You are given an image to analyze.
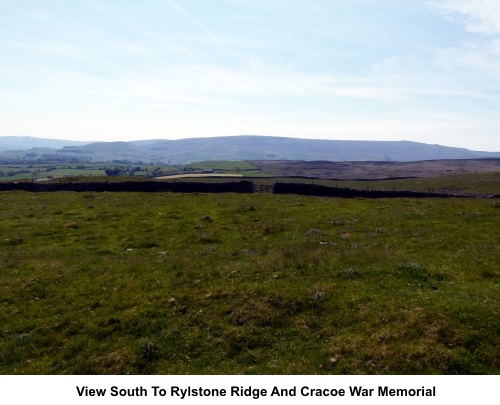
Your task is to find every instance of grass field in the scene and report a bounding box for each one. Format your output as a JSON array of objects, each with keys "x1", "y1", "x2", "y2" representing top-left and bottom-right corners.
[
  {"x1": 3, "y1": 160, "x2": 499, "y2": 198},
  {"x1": 0, "y1": 163, "x2": 162, "y2": 182},
  {"x1": 187, "y1": 161, "x2": 259, "y2": 172},
  {"x1": 325, "y1": 172, "x2": 500, "y2": 196},
  {"x1": 159, "y1": 172, "x2": 500, "y2": 196},
  {"x1": 250, "y1": 159, "x2": 500, "y2": 180},
  {"x1": 0, "y1": 161, "x2": 259, "y2": 182},
  {"x1": 0, "y1": 191, "x2": 498, "y2": 374}
]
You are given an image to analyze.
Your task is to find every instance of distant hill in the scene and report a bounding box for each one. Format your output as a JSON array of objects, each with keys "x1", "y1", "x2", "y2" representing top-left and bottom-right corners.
[
  {"x1": 61, "y1": 141, "x2": 140, "y2": 154},
  {"x1": 0, "y1": 136, "x2": 88, "y2": 151},
  {"x1": 130, "y1": 136, "x2": 500, "y2": 163},
  {"x1": 1, "y1": 135, "x2": 499, "y2": 163}
]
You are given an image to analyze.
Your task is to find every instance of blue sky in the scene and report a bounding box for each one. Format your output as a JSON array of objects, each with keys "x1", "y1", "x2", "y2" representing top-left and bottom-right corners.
[{"x1": 1, "y1": 0, "x2": 500, "y2": 151}]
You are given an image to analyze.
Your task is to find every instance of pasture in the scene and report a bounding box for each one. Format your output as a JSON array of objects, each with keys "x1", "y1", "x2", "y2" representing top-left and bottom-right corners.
[{"x1": 0, "y1": 190, "x2": 498, "y2": 374}]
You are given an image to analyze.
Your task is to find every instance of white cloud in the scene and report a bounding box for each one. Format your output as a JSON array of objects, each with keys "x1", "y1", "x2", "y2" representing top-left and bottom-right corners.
[
  {"x1": 433, "y1": 42, "x2": 500, "y2": 79},
  {"x1": 0, "y1": 40, "x2": 84, "y2": 58},
  {"x1": 162, "y1": 0, "x2": 250, "y2": 65},
  {"x1": 427, "y1": 0, "x2": 500, "y2": 35}
]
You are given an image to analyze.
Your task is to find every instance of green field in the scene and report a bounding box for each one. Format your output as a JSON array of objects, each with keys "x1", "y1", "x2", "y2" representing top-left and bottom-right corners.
[
  {"x1": 0, "y1": 191, "x2": 498, "y2": 374},
  {"x1": 0, "y1": 163, "x2": 109, "y2": 181},
  {"x1": 0, "y1": 161, "x2": 258, "y2": 182}
]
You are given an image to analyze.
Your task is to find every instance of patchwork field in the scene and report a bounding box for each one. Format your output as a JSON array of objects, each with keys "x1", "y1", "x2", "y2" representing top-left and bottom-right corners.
[
  {"x1": 250, "y1": 159, "x2": 500, "y2": 180},
  {"x1": 0, "y1": 191, "x2": 498, "y2": 374}
]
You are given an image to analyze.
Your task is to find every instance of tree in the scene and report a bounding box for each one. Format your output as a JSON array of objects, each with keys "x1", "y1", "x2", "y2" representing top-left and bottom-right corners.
[{"x1": 104, "y1": 167, "x2": 125, "y2": 176}]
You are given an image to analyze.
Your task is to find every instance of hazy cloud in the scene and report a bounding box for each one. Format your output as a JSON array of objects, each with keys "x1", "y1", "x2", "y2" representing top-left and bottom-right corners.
[
  {"x1": 0, "y1": 40, "x2": 84, "y2": 58},
  {"x1": 427, "y1": 0, "x2": 500, "y2": 35},
  {"x1": 162, "y1": 0, "x2": 250, "y2": 65}
]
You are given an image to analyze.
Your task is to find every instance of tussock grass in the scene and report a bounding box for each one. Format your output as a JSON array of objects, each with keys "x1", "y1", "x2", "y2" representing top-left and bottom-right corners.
[{"x1": 0, "y1": 191, "x2": 498, "y2": 374}]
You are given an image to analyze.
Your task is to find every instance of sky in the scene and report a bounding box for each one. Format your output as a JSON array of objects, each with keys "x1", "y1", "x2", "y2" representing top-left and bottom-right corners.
[{"x1": 1, "y1": 0, "x2": 500, "y2": 151}]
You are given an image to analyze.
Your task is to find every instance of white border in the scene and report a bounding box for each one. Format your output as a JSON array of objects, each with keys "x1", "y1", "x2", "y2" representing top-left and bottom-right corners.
[{"x1": 2, "y1": 375, "x2": 498, "y2": 404}]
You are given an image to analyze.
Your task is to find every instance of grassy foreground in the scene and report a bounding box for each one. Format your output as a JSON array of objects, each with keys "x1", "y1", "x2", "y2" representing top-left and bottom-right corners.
[{"x1": 0, "y1": 191, "x2": 498, "y2": 374}]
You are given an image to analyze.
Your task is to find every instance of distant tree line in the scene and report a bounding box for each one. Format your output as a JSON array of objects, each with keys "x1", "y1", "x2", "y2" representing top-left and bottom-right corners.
[
  {"x1": 0, "y1": 154, "x2": 89, "y2": 165},
  {"x1": 0, "y1": 168, "x2": 33, "y2": 177}
]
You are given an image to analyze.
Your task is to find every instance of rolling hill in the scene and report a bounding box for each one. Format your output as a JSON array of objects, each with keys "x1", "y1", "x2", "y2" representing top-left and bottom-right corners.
[
  {"x1": 1, "y1": 135, "x2": 499, "y2": 163},
  {"x1": 0, "y1": 136, "x2": 88, "y2": 151}
]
